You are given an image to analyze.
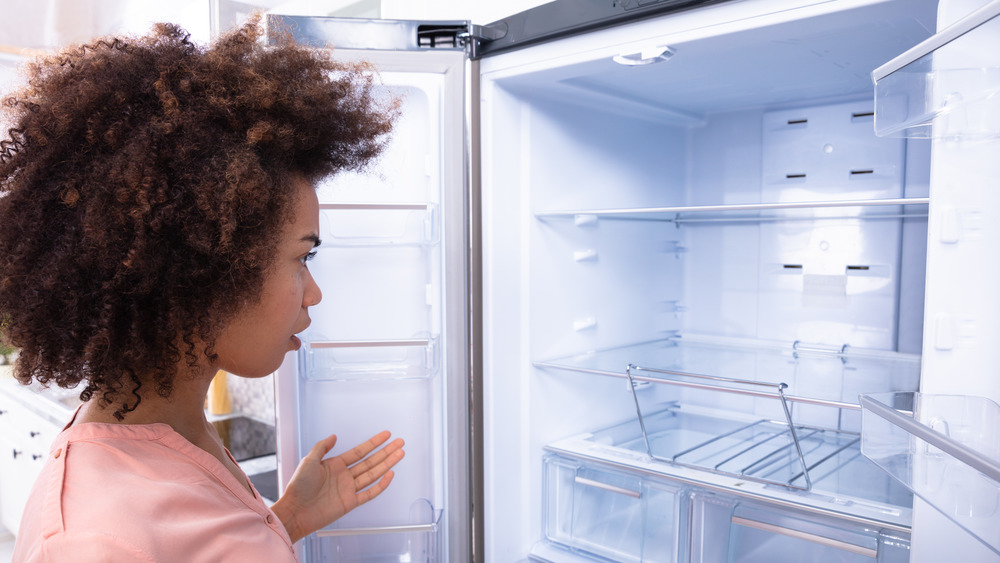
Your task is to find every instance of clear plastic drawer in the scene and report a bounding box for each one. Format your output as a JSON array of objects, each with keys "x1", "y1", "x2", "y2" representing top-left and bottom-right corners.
[
  {"x1": 690, "y1": 492, "x2": 910, "y2": 563},
  {"x1": 540, "y1": 454, "x2": 687, "y2": 562}
]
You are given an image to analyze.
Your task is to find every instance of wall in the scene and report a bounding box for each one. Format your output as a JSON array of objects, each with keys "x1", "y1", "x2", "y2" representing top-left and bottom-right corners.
[{"x1": 228, "y1": 374, "x2": 278, "y2": 423}]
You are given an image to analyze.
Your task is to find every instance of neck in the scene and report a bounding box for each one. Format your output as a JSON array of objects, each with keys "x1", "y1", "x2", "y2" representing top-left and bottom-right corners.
[{"x1": 77, "y1": 367, "x2": 217, "y2": 447}]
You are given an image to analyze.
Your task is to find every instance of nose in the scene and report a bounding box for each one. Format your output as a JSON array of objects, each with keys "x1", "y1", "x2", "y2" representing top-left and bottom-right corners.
[{"x1": 304, "y1": 266, "x2": 322, "y2": 307}]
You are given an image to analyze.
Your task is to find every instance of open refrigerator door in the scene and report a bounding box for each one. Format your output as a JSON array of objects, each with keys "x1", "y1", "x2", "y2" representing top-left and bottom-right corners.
[
  {"x1": 268, "y1": 17, "x2": 472, "y2": 563},
  {"x1": 867, "y1": 0, "x2": 1000, "y2": 561}
]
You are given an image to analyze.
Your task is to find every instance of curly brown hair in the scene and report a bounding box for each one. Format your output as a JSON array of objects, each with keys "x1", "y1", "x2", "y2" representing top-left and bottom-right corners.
[{"x1": 0, "y1": 17, "x2": 396, "y2": 419}]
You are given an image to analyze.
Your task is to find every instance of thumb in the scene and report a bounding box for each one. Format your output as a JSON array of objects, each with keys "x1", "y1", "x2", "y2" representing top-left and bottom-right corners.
[{"x1": 307, "y1": 434, "x2": 338, "y2": 461}]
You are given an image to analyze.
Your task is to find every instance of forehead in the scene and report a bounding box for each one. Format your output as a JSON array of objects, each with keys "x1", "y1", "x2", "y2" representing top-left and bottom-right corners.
[{"x1": 286, "y1": 176, "x2": 319, "y2": 229}]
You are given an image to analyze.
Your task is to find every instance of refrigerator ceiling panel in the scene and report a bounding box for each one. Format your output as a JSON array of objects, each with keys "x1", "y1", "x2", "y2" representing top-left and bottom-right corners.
[{"x1": 485, "y1": 0, "x2": 937, "y2": 119}]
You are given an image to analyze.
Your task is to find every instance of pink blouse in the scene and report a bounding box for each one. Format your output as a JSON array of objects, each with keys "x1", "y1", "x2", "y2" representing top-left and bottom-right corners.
[{"x1": 13, "y1": 418, "x2": 296, "y2": 562}]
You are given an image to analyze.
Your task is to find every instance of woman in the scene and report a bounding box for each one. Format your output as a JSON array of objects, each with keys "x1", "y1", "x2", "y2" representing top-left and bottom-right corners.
[{"x1": 0, "y1": 16, "x2": 403, "y2": 561}]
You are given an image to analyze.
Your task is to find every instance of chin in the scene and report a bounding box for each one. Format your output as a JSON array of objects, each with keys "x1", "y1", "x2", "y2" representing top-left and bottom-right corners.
[{"x1": 225, "y1": 360, "x2": 284, "y2": 379}]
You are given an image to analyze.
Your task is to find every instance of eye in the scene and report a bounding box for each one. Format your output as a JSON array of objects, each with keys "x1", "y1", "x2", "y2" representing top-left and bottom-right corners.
[{"x1": 300, "y1": 250, "x2": 318, "y2": 266}]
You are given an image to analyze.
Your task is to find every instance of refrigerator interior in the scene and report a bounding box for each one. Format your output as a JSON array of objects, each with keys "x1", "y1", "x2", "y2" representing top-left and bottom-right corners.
[{"x1": 478, "y1": 0, "x2": 939, "y2": 560}]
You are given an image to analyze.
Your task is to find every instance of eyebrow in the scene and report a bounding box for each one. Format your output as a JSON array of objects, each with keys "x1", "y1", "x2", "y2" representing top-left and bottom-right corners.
[{"x1": 301, "y1": 234, "x2": 322, "y2": 248}]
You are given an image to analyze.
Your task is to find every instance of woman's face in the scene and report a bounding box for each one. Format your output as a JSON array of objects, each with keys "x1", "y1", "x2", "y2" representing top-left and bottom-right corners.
[{"x1": 213, "y1": 176, "x2": 322, "y2": 377}]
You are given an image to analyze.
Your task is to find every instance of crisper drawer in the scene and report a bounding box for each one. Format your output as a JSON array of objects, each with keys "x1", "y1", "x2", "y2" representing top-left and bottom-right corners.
[
  {"x1": 690, "y1": 492, "x2": 910, "y2": 563},
  {"x1": 539, "y1": 454, "x2": 687, "y2": 563}
]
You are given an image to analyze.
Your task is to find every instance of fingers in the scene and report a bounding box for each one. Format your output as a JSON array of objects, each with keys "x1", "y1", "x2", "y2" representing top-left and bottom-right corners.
[
  {"x1": 348, "y1": 437, "x2": 404, "y2": 475},
  {"x1": 355, "y1": 471, "x2": 395, "y2": 506},
  {"x1": 338, "y1": 430, "x2": 393, "y2": 466},
  {"x1": 352, "y1": 441, "x2": 405, "y2": 491}
]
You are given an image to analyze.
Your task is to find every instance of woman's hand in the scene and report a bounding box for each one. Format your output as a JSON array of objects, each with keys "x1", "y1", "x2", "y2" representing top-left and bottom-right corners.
[{"x1": 271, "y1": 431, "x2": 405, "y2": 543}]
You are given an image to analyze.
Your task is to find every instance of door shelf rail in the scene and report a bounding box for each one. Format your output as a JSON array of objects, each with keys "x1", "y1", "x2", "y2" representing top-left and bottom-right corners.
[
  {"x1": 306, "y1": 507, "x2": 443, "y2": 561},
  {"x1": 534, "y1": 197, "x2": 929, "y2": 223},
  {"x1": 302, "y1": 337, "x2": 439, "y2": 381},
  {"x1": 859, "y1": 392, "x2": 1000, "y2": 556},
  {"x1": 317, "y1": 202, "x2": 439, "y2": 246}
]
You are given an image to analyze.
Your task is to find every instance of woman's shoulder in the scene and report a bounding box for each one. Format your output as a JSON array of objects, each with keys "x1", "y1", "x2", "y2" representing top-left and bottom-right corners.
[
  {"x1": 14, "y1": 423, "x2": 297, "y2": 562},
  {"x1": 14, "y1": 530, "x2": 157, "y2": 563}
]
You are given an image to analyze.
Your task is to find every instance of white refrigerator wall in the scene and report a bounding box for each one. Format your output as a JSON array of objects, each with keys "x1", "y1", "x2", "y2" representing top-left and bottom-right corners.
[{"x1": 480, "y1": 0, "x2": 938, "y2": 559}]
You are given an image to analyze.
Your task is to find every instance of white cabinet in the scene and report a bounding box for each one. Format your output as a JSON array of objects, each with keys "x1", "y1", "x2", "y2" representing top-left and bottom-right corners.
[{"x1": 0, "y1": 386, "x2": 65, "y2": 535}]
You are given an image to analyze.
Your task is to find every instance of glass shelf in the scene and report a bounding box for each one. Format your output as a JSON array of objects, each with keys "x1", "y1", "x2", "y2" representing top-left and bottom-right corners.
[
  {"x1": 534, "y1": 337, "x2": 921, "y2": 409},
  {"x1": 534, "y1": 198, "x2": 929, "y2": 223},
  {"x1": 860, "y1": 392, "x2": 1000, "y2": 556}
]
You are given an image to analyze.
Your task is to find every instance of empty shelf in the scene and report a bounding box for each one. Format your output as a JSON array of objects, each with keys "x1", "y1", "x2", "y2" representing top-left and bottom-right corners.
[{"x1": 534, "y1": 337, "x2": 920, "y2": 409}]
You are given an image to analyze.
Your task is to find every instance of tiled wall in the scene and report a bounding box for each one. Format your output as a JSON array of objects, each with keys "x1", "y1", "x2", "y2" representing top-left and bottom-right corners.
[{"x1": 226, "y1": 373, "x2": 276, "y2": 424}]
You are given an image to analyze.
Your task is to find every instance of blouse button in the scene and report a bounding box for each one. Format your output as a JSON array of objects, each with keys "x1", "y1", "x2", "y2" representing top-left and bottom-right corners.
[
  {"x1": 53, "y1": 448, "x2": 62, "y2": 459},
  {"x1": 266, "y1": 514, "x2": 275, "y2": 524}
]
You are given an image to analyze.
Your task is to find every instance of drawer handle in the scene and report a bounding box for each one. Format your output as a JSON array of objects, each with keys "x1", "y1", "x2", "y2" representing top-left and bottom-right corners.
[
  {"x1": 12, "y1": 448, "x2": 22, "y2": 459},
  {"x1": 731, "y1": 516, "x2": 877, "y2": 558},
  {"x1": 29, "y1": 431, "x2": 41, "y2": 438},
  {"x1": 574, "y1": 476, "x2": 641, "y2": 499}
]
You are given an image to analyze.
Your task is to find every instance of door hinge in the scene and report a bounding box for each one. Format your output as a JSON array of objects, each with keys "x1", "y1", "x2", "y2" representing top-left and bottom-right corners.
[{"x1": 456, "y1": 23, "x2": 508, "y2": 59}]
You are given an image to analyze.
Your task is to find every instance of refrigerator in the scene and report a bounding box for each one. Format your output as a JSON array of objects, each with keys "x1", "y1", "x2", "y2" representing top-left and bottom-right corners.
[{"x1": 267, "y1": 0, "x2": 1000, "y2": 561}]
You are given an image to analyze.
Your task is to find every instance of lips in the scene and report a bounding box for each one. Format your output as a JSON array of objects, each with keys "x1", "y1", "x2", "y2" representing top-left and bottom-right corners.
[{"x1": 290, "y1": 316, "x2": 310, "y2": 350}]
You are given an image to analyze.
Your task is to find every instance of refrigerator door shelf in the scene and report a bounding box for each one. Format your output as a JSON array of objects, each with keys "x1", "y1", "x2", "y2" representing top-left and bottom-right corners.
[
  {"x1": 302, "y1": 337, "x2": 439, "y2": 381},
  {"x1": 305, "y1": 505, "x2": 443, "y2": 563},
  {"x1": 546, "y1": 403, "x2": 913, "y2": 531},
  {"x1": 872, "y1": 0, "x2": 1000, "y2": 138},
  {"x1": 859, "y1": 391, "x2": 1000, "y2": 557},
  {"x1": 318, "y1": 203, "x2": 439, "y2": 247}
]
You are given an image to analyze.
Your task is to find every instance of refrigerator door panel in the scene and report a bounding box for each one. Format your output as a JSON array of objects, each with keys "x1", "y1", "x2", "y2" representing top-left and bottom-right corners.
[
  {"x1": 871, "y1": 0, "x2": 1000, "y2": 560},
  {"x1": 269, "y1": 18, "x2": 470, "y2": 561}
]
